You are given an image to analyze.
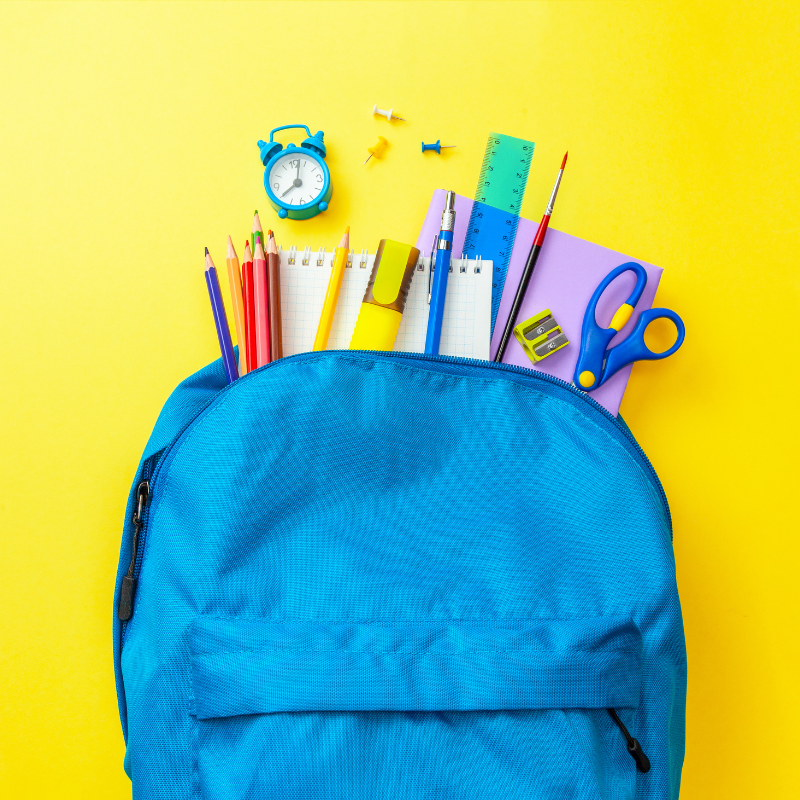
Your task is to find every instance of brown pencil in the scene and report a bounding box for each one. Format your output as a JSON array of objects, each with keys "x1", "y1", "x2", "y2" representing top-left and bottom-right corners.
[{"x1": 267, "y1": 231, "x2": 283, "y2": 360}]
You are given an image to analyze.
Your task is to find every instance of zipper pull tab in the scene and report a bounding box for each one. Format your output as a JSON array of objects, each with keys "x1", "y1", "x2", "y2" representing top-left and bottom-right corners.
[
  {"x1": 608, "y1": 708, "x2": 651, "y2": 773},
  {"x1": 118, "y1": 575, "x2": 136, "y2": 622},
  {"x1": 626, "y1": 737, "x2": 651, "y2": 773},
  {"x1": 118, "y1": 480, "x2": 149, "y2": 621}
]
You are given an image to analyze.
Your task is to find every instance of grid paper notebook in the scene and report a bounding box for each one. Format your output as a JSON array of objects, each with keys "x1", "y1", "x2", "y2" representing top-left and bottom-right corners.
[{"x1": 277, "y1": 249, "x2": 493, "y2": 360}]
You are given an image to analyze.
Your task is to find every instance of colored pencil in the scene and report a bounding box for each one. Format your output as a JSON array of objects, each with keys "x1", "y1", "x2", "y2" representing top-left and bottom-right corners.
[
  {"x1": 226, "y1": 236, "x2": 247, "y2": 376},
  {"x1": 251, "y1": 210, "x2": 265, "y2": 255},
  {"x1": 241, "y1": 241, "x2": 257, "y2": 373},
  {"x1": 204, "y1": 248, "x2": 238, "y2": 384},
  {"x1": 253, "y1": 239, "x2": 271, "y2": 367},
  {"x1": 494, "y1": 152, "x2": 568, "y2": 363},
  {"x1": 267, "y1": 231, "x2": 283, "y2": 360},
  {"x1": 313, "y1": 226, "x2": 350, "y2": 351}
]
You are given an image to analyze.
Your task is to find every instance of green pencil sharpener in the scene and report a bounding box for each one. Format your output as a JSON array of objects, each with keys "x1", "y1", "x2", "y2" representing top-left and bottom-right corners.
[{"x1": 513, "y1": 309, "x2": 569, "y2": 364}]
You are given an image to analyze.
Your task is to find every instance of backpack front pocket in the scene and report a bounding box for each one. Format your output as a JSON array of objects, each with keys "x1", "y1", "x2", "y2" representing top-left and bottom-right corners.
[{"x1": 189, "y1": 616, "x2": 643, "y2": 800}]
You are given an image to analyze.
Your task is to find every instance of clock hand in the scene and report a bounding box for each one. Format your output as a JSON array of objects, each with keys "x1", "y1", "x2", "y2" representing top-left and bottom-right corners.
[
  {"x1": 296, "y1": 160, "x2": 301, "y2": 181},
  {"x1": 280, "y1": 175, "x2": 304, "y2": 197}
]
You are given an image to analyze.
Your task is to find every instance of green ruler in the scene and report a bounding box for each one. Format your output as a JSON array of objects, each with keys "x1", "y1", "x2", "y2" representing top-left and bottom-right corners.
[{"x1": 462, "y1": 133, "x2": 534, "y2": 332}]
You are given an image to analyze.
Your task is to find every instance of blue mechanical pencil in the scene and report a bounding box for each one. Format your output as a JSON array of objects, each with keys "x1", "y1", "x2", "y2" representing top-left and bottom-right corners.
[{"x1": 425, "y1": 190, "x2": 456, "y2": 354}]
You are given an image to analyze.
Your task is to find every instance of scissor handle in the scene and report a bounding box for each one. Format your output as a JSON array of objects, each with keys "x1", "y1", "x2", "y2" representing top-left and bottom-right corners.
[
  {"x1": 593, "y1": 262, "x2": 648, "y2": 312},
  {"x1": 574, "y1": 262, "x2": 649, "y2": 391},
  {"x1": 602, "y1": 308, "x2": 685, "y2": 382},
  {"x1": 269, "y1": 124, "x2": 312, "y2": 142}
]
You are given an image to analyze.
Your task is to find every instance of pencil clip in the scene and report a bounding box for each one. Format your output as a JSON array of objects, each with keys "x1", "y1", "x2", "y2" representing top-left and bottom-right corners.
[
  {"x1": 287, "y1": 246, "x2": 297, "y2": 265},
  {"x1": 316, "y1": 246, "x2": 326, "y2": 266},
  {"x1": 474, "y1": 255, "x2": 482, "y2": 274},
  {"x1": 359, "y1": 249, "x2": 368, "y2": 268},
  {"x1": 346, "y1": 249, "x2": 354, "y2": 268},
  {"x1": 302, "y1": 246, "x2": 312, "y2": 266}
]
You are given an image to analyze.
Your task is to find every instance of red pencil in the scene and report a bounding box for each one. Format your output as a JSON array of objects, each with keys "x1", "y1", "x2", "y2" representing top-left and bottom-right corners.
[
  {"x1": 242, "y1": 241, "x2": 257, "y2": 373},
  {"x1": 253, "y1": 239, "x2": 271, "y2": 367}
]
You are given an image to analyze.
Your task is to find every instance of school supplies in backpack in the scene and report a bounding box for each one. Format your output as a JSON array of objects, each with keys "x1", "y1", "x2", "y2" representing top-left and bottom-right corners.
[
  {"x1": 113, "y1": 350, "x2": 686, "y2": 799},
  {"x1": 277, "y1": 244, "x2": 492, "y2": 360},
  {"x1": 416, "y1": 189, "x2": 666, "y2": 415}
]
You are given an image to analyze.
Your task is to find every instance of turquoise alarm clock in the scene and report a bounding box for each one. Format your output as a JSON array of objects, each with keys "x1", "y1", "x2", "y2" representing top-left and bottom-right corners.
[{"x1": 257, "y1": 125, "x2": 332, "y2": 220}]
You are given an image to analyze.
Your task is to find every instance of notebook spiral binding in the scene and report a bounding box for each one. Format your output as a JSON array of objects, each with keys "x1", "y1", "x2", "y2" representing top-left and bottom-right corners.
[
  {"x1": 415, "y1": 251, "x2": 482, "y2": 275},
  {"x1": 281, "y1": 246, "x2": 482, "y2": 274}
]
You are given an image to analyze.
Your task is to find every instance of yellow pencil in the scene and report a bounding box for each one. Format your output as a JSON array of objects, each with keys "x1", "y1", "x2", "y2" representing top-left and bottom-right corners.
[
  {"x1": 313, "y1": 227, "x2": 350, "y2": 351},
  {"x1": 226, "y1": 235, "x2": 247, "y2": 376}
]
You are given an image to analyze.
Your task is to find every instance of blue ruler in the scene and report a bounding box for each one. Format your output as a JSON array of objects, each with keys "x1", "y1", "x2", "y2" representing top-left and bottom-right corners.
[{"x1": 462, "y1": 133, "x2": 534, "y2": 333}]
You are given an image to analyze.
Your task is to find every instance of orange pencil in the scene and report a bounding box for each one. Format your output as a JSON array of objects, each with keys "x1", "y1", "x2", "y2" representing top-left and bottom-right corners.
[
  {"x1": 226, "y1": 236, "x2": 247, "y2": 376},
  {"x1": 267, "y1": 231, "x2": 283, "y2": 360},
  {"x1": 253, "y1": 239, "x2": 271, "y2": 367}
]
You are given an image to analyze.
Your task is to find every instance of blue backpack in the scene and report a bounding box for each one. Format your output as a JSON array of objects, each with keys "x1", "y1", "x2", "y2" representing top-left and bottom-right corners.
[{"x1": 113, "y1": 351, "x2": 686, "y2": 799}]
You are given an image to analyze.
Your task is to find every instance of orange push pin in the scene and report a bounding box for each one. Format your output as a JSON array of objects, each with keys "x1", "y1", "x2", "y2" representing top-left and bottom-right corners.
[{"x1": 364, "y1": 136, "x2": 389, "y2": 165}]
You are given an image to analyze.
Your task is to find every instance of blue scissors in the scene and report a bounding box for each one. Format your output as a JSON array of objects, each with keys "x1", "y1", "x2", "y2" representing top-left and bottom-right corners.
[{"x1": 574, "y1": 262, "x2": 685, "y2": 391}]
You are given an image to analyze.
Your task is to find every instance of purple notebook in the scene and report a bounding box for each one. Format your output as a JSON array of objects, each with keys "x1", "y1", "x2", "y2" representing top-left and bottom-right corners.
[{"x1": 416, "y1": 190, "x2": 664, "y2": 416}]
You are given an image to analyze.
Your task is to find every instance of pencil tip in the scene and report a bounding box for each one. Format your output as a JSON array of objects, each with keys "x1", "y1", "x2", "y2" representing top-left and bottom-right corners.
[
  {"x1": 561, "y1": 151, "x2": 568, "y2": 169},
  {"x1": 205, "y1": 247, "x2": 209, "y2": 255},
  {"x1": 345, "y1": 226, "x2": 350, "y2": 234}
]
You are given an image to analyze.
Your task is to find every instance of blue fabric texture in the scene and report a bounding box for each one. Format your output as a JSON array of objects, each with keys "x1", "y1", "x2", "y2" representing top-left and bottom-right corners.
[{"x1": 113, "y1": 351, "x2": 686, "y2": 799}]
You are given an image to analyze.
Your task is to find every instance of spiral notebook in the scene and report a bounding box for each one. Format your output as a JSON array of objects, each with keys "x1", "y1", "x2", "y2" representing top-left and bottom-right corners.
[{"x1": 277, "y1": 247, "x2": 492, "y2": 359}]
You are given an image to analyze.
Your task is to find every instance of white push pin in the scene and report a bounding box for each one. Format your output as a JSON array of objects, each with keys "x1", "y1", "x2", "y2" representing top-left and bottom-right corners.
[{"x1": 372, "y1": 104, "x2": 406, "y2": 122}]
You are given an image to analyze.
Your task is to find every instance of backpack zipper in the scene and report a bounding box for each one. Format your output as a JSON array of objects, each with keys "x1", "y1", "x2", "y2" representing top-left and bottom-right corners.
[
  {"x1": 118, "y1": 450, "x2": 162, "y2": 625},
  {"x1": 363, "y1": 350, "x2": 672, "y2": 534},
  {"x1": 117, "y1": 351, "x2": 671, "y2": 640},
  {"x1": 608, "y1": 709, "x2": 651, "y2": 772}
]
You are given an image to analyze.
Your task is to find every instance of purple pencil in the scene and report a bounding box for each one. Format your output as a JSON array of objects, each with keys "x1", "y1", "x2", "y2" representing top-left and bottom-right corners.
[{"x1": 204, "y1": 247, "x2": 238, "y2": 384}]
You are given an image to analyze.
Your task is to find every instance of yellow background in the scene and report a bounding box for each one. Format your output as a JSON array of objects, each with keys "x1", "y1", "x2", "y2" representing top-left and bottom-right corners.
[{"x1": 1, "y1": 1, "x2": 797, "y2": 796}]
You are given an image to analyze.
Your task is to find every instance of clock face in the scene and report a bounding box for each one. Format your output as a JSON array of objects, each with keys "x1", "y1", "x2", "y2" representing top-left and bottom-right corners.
[{"x1": 268, "y1": 152, "x2": 326, "y2": 207}]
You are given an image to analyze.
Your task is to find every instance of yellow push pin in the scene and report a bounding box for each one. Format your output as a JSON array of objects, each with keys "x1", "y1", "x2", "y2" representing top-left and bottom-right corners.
[{"x1": 364, "y1": 136, "x2": 389, "y2": 165}]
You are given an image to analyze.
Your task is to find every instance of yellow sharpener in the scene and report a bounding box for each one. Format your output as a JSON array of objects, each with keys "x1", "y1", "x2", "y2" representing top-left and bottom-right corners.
[
  {"x1": 350, "y1": 239, "x2": 420, "y2": 351},
  {"x1": 513, "y1": 309, "x2": 569, "y2": 363}
]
